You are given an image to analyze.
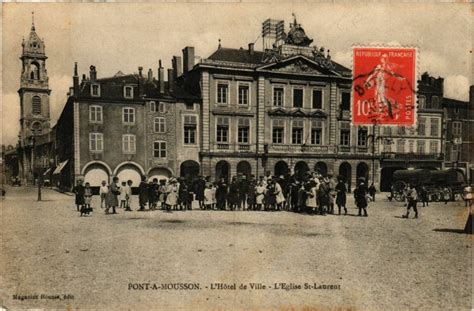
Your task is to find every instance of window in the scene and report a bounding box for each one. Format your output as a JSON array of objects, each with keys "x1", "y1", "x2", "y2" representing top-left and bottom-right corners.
[
  {"x1": 383, "y1": 142, "x2": 392, "y2": 153},
  {"x1": 216, "y1": 117, "x2": 229, "y2": 143},
  {"x1": 185, "y1": 102, "x2": 194, "y2": 110},
  {"x1": 122, "y1": 134, "x2": 136, "y2": 154},
  {"x1": 430, "y1": 118, "x2": 439, "y2": 137},
  {"x1": 311, "y1": 120, "x2": 322, "y2": 145},
  {"x1": 124, "y1": 86, "x2": 133, "y2": 99},
  {"x1": 418, "y1": 117, "x2": 426, "y2": 136},
  {"x1": 312, "y1": 89, "x2": 323, "y2": 109},
  {"x1": 358, "y1": 128, "x2": 368, "y2": 146},
  {"x1": 89, "y1": 105, "x2": 103, "y2": 123},
  {"x1": 237, "y1": 118, "x2": 250, "y2": 143},
  {"x1": 417, "y1": 140, "x2": 425, "y2": 154},
  {"x1": 184, "y1": 115, "x2": 197, "y2": 145},
  {"x1": 273, "y1": 87, "x2": 284, "y2": 107},
  {"x1": 452, "y1": 121, "x2": 462, "y2": 136},
  {"x1": 341, "y1": 92, "x2": 350, "y2": 111},
  {"x1": 451, "y1": 145, "x2": 459, "y2": 161},
  {"x1": 408, "y1": 140, "x2": 414, "y2": 153},
  {"x1": 32, "y1": 96, "x2": 41, "y2": 115},
  {"x1": 89, "y1": 133, "x2": 103, "y2": 152},
  {"x1": 154, "y1": 117, "x2": 166, "y2": 133},
  {"x1": 398, "y1": 126, "x2": 406, "y2": 135},
  {"x1": 31, "y1": 122, "x2": 43, "y2": 136},
  {"x1": 272, "y1": 119, "x2": 285, "y2": 144},
  {"x1": 383, "y1": 127, "x2": 392, "y2": 136},
  {"x1": 238, "y1": 84, "x2": 250, "y2": 106},
  {"x1": 340, "y1": 122, "x2": 350, "y2": 146},
  {"x1": 153, "y1": 141, "x2": 167, "y2": 158},
  {"x1": 91, "y1": 84, "x2": 100, "y2": 97},
  {"x1": 217, "y1": 83, "x2": 228, "y2": 105},
  {"x1": 418, "y1": 95, "x2": 426, "y2": 109},
  {"x1": 149, "y1": 101, "x2": 156, "y2": 112},
  {"x1": 293, "y1": 88, "x2": 303, "y2": 108},
  {"x1": 158, "y1": 102, "x2": 166, "y2": 113},
  {"x1": 431, "y1": 96, "x2": 439, "y2": 109},
  {"x1": 430, "y1": 141, "x2": 438, "y2": 154},
  {"x1": 292, "y1": 119, "x2": 304, "y2": 144},
  {"x1": 396, "y1": 139, "x2": 405, "y2": 153},
  {"x1": 122, "y1": 107, "x2": 135, "y2": 124}
]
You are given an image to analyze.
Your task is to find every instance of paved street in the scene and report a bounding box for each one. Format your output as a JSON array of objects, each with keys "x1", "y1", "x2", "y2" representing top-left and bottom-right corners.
[{"x1": 0, "y1": 185, "x2": 472, "y2": 310}]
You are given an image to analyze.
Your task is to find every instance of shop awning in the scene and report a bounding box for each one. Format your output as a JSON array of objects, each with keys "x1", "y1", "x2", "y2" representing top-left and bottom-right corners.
[{"x1": 53, "y1": 160, "x2": 69, "y2": 175}]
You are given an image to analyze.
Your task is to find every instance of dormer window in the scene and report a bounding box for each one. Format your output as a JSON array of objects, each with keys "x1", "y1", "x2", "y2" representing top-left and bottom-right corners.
[
  {"x1": 91, "y1": 83, "x2": 101, "y2": 97},
  {"x1": 124, "y1": 86, "x2": 134, "y2": 99}
]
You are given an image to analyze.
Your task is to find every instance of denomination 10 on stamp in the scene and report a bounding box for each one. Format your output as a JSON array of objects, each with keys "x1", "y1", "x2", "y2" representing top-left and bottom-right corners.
[{"x1": 352, "y1": 47, "x2": 417, "y2": 126}]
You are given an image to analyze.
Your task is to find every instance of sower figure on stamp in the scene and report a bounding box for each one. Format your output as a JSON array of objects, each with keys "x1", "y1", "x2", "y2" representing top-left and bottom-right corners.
[
  {"x1": 403, "y1": 184, "x2": 419, "y2": 219},
  {"x1": 364, "y1": 54, "x2": 406, "y2": 120}
]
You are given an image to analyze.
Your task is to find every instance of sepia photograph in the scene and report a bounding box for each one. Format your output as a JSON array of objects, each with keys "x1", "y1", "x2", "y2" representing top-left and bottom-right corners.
[{"x1": 1, "y1": 2, "x2": 472, "y2": 310}]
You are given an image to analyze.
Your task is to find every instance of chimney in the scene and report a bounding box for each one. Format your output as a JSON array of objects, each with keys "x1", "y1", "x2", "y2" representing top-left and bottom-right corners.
[
  {"x1": 172, "y1": 56, "x2": 182, "y2": 79},
  {"x1": 248, "y1": 43, "x2": 254, "y2": 55},
  {"x1": 89, "y1": 65, "x2": 97, "y2": 81},
  {"x1": 138, "y1": 66, "x2": 144, "y2": 98},
  {"x1": 147, "y1": 68, "x2": 153, "y2": 82},
  {"x1": 82, "y1": 74, "x2": 87, "y2": 82},
  {"x1": 73, "y1": 62, "x2": 79, "y2": 95},
  {"x1": 182, "y1": 46, "x2": 195, "y2": 73},
  {"x1": 168, "y1": 68, "x2": 174, "y2": 93},
  {"x1": 158, "y1": 60, "x2": 165, "y2": 94}
]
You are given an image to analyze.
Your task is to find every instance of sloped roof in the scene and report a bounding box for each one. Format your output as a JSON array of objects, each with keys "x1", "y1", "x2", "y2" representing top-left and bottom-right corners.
[
  {"x1": 443, "y1": 97, "x2": 470, "y2": 107},
  {"x1": 208, "y1": 48, "x2": 266, "y2": 65},
  {"x1": 205, "y1": 47, "x2": 350, "y2": 75}
]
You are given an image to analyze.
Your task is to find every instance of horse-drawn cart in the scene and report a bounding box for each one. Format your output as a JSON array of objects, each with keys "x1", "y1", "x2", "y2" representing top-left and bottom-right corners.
[{"x1": 391, "y1": 169, "x2": 466, "y2": 202}]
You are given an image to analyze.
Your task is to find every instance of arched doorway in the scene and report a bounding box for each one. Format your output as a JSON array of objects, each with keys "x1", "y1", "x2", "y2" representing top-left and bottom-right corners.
[
  {"x1": 356, "y1": 162, "x2": 369, "y2": 184},
  {"x1": 339, "y1": 162, "x2": 352, "y2": 192},
  {"x1": 380, "y1": 166, "x2": 405, "y2": 192},
  {"x1": 294, "y1": 161, "x2": 309, "y2": 181},
  {"x1": 148, "y1": 167, "x2": 172, "y2": 183},
  {"x1": 180, "y1": 160, "x2": 200, "y2": 182},
  {"x1": 274, "y1": 161, "x2": 289, "y2": 177},
  {"x1": 116, "y1": 164, "x2": 142, "y2": 188},
  {"x1": 215, "y1": 160, "x2": 230, "y2": 182},
  {"x1": 84, "y1": 163, "x2": 110, "y2": 194},
  {"x1": 315, "y1": 161, "x2": 328, "y2": 177},
  {"x1": 237, "y1": 161, "x2": 251, "y2": 179}
]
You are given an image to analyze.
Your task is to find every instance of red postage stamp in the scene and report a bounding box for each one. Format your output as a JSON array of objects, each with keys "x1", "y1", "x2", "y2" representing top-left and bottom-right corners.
[{"x1": 352, "y1": 47, "x2": 417, "y2": 126}]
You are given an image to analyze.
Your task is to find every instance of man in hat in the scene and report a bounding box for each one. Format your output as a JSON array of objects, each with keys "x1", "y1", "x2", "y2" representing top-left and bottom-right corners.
[
  {"x1": 193, "y1": 175, "x2": 206, "y2": 210},
  {"x1": 354, "y1": 177, "x2": 368, "y2": 217},
  {"x1": 238, "y1": 174, "x2": 249, "y2": 210}
]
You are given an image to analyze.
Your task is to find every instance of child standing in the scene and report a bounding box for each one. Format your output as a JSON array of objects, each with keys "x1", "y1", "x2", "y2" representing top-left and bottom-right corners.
[
  {"x1": 81, "y1": 182, "x2": 93, "y2": 216},
  {"x1": 125, "y1": 180, "x2": 133, "y2": 211},
  {"x1": 204, "y1": 183, "x2": 213, "y2": 210},
  {"x1": 119, "y1": 181, "x2": 127, "y2": 209},
  {"x1": 99, "y1": 180, "x2": 108, "y2": 209}
]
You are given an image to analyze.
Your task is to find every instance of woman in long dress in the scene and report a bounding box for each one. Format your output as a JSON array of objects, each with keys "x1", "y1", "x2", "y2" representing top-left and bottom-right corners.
[
  {"x1": 305, "y1": 180, "x2": 318, "y2": 214},
  {"x1": 106, "y1": 177, "x2": 120, "y2": 214},
  {"x1": 255, "y1": 180, "x2": 266, "y2": 211},
  {"x1": 165, "y1": 178, "x2": 179, "y2": 211}
]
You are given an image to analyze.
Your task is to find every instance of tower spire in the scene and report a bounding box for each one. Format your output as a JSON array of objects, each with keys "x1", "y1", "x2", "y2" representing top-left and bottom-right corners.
[{"x1": 31, "y1": 11, "x2": 35, "y2": 31}]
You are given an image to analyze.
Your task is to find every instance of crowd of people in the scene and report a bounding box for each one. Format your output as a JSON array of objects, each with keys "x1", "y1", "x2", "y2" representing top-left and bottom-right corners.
[{"x1": 73, "y1": 171, "x2": 378, "y2": 217}]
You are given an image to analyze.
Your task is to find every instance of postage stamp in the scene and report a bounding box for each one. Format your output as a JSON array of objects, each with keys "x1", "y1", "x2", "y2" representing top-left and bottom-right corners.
[{"x1": 352, "y1": 47, "x2": 417, "y2": 126}]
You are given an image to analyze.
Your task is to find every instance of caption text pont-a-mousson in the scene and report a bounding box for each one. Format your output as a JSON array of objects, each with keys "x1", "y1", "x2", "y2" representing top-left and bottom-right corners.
[{"x1": 128, "y1": 282, "x2": 341, "y2": 291}]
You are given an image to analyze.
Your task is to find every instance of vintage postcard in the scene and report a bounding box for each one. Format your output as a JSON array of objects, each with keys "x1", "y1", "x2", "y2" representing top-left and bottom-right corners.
[{"x1": 1, "y1": 2, "x2": 472, "y2": 311}]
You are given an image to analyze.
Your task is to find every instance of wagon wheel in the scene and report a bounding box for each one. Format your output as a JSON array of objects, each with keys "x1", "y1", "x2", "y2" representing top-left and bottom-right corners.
[{"x1": 391, "y1": 181, "x2": 406, "y2": 202}]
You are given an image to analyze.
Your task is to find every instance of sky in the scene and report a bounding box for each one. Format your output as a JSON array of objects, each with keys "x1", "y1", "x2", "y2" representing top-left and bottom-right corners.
[{"x1": 2, "y1": 2, "x2": 472, "y2": 146}]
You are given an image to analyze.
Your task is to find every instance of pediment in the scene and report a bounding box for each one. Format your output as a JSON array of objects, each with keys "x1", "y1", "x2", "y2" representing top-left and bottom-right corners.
[
  {"x1": 310, "y1": 110, "x2": 328, "y2": 118},
  {"x1": 268, "y1": 107, "x2": 287, "y2": 116},
  {"x1": 291, "y1": 109, "x2": 306, "y2": 117},
  {"x1": 257, "y1": 56, "x2": 329, "y2": 75}
]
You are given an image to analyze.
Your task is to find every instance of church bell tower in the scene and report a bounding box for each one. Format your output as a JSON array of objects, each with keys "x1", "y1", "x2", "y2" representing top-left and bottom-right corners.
[{"x1": 18, "y1": 13, "x2": 51, "y2": 145}]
